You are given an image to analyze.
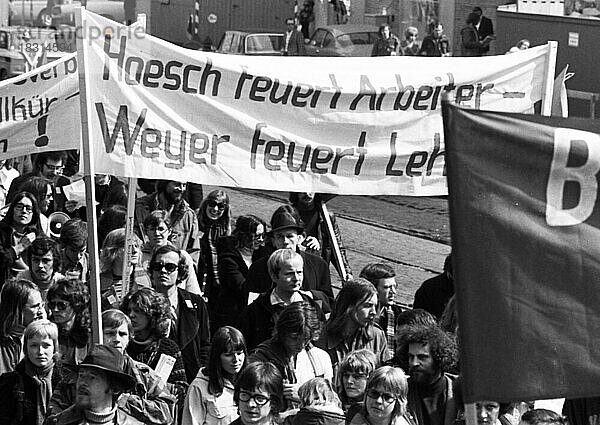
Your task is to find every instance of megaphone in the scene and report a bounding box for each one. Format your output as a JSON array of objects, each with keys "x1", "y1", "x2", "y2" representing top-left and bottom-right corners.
[{"x1": 49, "y1": 211, "x2": 70, "y2": 239}]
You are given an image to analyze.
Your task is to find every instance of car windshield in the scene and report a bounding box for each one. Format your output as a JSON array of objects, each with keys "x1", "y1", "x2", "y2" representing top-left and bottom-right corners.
[
  {"x1": 337, "y1": 32, "x2": 374, "y2": 47},
  {"x1": 245, "y1": 34, "x2": 284, "y2": 54}
]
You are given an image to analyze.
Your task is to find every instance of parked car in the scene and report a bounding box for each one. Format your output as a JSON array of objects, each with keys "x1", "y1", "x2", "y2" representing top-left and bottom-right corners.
[
  {"x1": 304, "y1": 24, "x2": 380, "y2": 57},
  {"x1": 49, "y1": 0, "x2": 125, "y2": 26},
  {"x1": 216, "y1": 30, "x2": 284, "y2": 56}
]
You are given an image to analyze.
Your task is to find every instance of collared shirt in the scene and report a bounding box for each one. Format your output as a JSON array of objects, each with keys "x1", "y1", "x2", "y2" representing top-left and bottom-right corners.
[
  {"x1": 285, "y1": 30, "x2": 293, "y2": 52},
  {"x1": 270, "y1": 289, "x2": 312, "y2": 306}
]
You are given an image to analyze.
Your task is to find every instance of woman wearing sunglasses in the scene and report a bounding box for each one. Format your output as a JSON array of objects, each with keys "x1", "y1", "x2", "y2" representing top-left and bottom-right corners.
[
  {"x1": 47, "y1": 277, "x2": 91, "y2": 366},
  {"x1": 182, "y1": 326, "x2": 248, "y2": 425},
  {"x1": 99, "y1": 228, "x2": 151, "y2": 309},
  {"x1": 197, "y1": 189, "x2": 232, "y2": 302},
  {"x1": 231, "y1": 361, "x2": 284, "y2": 425},
  {"x1": 210, "y1": 214, "x2": 266, "y2": 333},
  {"x1": 347, "y1": 366, "x2": 415, "y2": 425},
  {"x1": 0, "y1": 191, "x2": 44, "y2": 287},
  {"x1": 140, "y1": 210, "x2": 201, "y2": 295}
]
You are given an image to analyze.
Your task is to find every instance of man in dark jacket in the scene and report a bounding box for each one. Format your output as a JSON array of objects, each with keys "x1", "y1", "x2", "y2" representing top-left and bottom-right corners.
[
  {"x1": 149, "y1": 244, "x2": 211, "y2": 382},
  {"x1": 240, "y1": 248, "x2": 326, "y2": 350},
  {"x1": 473, "y1": 6, "x2": 494, "y2": 55},
  {"x1": 284, "y1": 18, "x2": 306, "y2": 56},
  {"x1": 413, "y1": 254, "x2": 454, "y2": 320},
  {"x1": 245, "y1": 207, "x2": 334, "y2": 308}
]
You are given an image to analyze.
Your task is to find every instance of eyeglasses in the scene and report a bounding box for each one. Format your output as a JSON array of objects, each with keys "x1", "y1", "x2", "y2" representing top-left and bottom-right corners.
[
  {"x1": 207, "y1": 200, "x2": 226, "y2": 211},
  {"x1": 48, "y1": 300, "x2": 70, "y2": 311},
  {"x1": 252, "y1": 233, "x2": 265, "y2": 241},
  {"x1": 44, "y1": 163, "x2": 64, "y2": 172},
  {"x1": 366, "y1": 389, "x2": 397, "y2": 404},
  {"x1": 151, "y1": 262, "x2": 178, "y2": 273},
  {"x1": 14, "y1": 202, "x2": 33, "y2": 212},
  {"x1": 239, "y1": 391, "x2": 270, "y2": 405}
]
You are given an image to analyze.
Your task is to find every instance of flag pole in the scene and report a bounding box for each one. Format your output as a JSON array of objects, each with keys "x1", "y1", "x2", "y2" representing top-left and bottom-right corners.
[
  {"x1": 121, "y1": 13, "x2": 146, "y2": 298},
  {"x1": 541, "y1": 41, "x2": 558, "y2": 116},
  {"x1": 75, "y1": 6, "x2": 103, "y2": 344}
]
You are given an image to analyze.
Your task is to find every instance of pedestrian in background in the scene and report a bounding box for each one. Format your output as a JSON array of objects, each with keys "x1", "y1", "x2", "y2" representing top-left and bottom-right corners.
[
  {"x1": 372, "y1": 24, "x2": 401, "y2": 56},
  {"x1": 419, "y1": 21, "x2": 451, "y2": 57},
  {"x1": 284, "y1": 18, "x2": 306, "y2": 56},
  {"x1": 400, "y1": 26, "x2": 420, "y2": 55}
]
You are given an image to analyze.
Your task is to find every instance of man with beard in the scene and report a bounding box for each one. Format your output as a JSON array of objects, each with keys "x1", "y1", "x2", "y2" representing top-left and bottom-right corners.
[
  {"x1": 45, "y1": 344, "x2": 141, "y2": 425},
  {"x1": 135, "y1": 180, "x2": 200, "y2": 256},
  {"x1": 396, "y1": 325, "x2": 459, "y2": 425},
  {"x1": 50, "y1": 310, "x2": 177, "y2": 424},
  {"x1": 18, "y1": 237, "x2": 64, "y2": 301}
]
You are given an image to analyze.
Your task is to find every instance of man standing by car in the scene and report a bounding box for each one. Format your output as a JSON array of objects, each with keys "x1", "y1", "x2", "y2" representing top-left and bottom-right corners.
[{"x1": 284, "y1": 18, "x2": 305, "y2": 56}]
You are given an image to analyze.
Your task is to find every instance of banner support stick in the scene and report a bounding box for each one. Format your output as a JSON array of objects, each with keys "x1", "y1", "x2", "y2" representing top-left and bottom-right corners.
[
  {"x1": 121, "y1": 13, "x2": 146, "y2": 298},
  {"x1": 465, "y1": 403, "x2": 477, "y2": 425},
  {"x1": 541, "y1": 41, "x2": 558, "y2": 116},
  {"x1": 320, "y1": 201, "x2": 348, "y2": 283},
  {"x1": 74, "y1": 5, "x2": 103, "y2": 344}
]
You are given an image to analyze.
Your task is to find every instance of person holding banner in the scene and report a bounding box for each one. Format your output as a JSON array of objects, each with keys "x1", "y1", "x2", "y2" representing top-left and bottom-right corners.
[{"x1": 289, "y1": 192, "x2": 352, "y2": 282}]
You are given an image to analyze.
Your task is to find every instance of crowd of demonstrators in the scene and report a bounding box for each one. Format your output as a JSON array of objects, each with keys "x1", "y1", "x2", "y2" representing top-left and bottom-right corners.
[{"x1": 0, "y1": 151, "x2": 577, "y2": 425}]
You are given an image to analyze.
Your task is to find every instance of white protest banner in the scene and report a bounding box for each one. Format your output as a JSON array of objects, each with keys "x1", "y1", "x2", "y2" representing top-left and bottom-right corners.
[
  {"x1": 0, "y1": 53, "x2": 80, "y2": 160},
  {"x1": 81, "y1": 10, "x2": 552, "y2": 195}
]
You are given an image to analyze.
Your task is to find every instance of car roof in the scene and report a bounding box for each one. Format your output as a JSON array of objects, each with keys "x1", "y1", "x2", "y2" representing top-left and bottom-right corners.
[
  {"x1": 314, "y1": 24, "x2": 379, "y2": 36},
  {"x1": 223, "y1": 29, "x2": 284, "y2": 36}
]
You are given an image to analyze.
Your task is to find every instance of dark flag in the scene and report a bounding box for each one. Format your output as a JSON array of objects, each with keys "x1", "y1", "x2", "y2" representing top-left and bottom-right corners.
[{"x1": 442, "y1": 102, "x2": 600, "y2": 402}]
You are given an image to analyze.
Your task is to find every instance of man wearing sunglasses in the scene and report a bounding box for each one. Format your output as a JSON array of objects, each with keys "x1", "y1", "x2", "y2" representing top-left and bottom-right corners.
[
  {"x1": 7, "y1": 151, "x2": 71, "y2": 215},
  {"x1": 135, "y1": 180, "x2": 200, "y2": 260},
  {"x1": 149, "y1": 244, "x2": 211, "y2": 383}
]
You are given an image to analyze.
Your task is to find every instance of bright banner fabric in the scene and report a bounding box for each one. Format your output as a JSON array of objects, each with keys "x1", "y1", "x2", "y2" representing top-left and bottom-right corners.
[
  {"x1": 80, "y1": 10, "x2": 550, "y2": 195},
  {"x1": 443, "y1": 102, "x2": 600, "y2": 402},
  {"x1": 0, "y1": 53, "x2": 80, "y2": 160}
]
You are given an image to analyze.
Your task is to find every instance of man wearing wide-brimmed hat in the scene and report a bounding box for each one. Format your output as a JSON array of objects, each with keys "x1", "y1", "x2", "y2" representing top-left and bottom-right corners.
[
  {"x1": 245, "y1": 205, "x2": 334, "y2": 308},
  {"x1": 44, "y1": 344, "x2": 143, "y2": 424}
]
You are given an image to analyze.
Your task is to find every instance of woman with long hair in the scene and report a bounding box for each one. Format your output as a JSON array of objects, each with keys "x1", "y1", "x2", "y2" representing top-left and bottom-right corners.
[
  {"x1": 0, "y1": 320, "x2": 61, "y2": 425},
  {"x1": 46, "y1": 277, "x2": 91, "y2": 366},
  {"x1": 0, "y1": 279, "x2": 46, "y2": 373},
  {"x1": 121, "y1": 287, "x2": 187, "y2": 385},
  {"x1": 210, "y1": 214, "x2": 266, "y2": 332},
  {"x1": 336, "y1": 349, "x2": 379, "y2": 412},
  {"x1": 182, "y1": 326, "x2": 248, "y2": 425},
  {"x1": 231, "y1": 362, "x2": 284, "y2": 425},
  {"x1": 347, "y1": 366, "x2": 414, "y2": 425},
  {"x1": 0, "y1": 191, "x2": 44, "y2": 285},
  {"x1": 249, "y1": 302, "x2": 333, "y2": 411},
  {"x1": 140, "y1": 210, "x2": 201, "y2": 294},
  {"x1": 99, "y1": 228, "x2": 151, "y2": 309},
  {"x1": 316, "y1": 279, "x2": 389, "y2": 370},
  {"x1": 13, "y1": 176, "x2": 53, "y2": 236},
  {"x1": 197, "y1": 189, "x2": 232, "y2": 300}
]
